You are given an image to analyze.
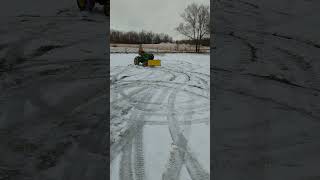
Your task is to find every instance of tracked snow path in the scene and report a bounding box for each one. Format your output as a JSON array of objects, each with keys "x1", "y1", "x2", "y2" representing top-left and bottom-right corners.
[{"x1": 110, "y1": 53, "x2": 210, "y2": 180}]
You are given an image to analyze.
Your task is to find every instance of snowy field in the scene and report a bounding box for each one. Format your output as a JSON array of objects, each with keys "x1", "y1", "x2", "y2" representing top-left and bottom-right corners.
[{"x1": 110, "y1": 53, "x2": 210, "y2": 180}]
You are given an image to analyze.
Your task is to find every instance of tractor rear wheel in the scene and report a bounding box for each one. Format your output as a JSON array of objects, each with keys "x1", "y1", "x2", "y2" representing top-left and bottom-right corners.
[{"x1": 134, "y1": 58, "x2": 139, "y2": 65}]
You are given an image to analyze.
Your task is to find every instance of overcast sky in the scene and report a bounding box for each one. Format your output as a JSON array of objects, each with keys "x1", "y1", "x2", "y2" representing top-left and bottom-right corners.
[{"x1": 110, "y1": 0, "x2": 209, "y2": 40}]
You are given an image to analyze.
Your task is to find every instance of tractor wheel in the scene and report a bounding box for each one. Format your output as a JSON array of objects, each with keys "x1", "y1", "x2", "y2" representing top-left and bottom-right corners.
[
  {"x1": 134, "y1": 58, "x2": 139, "y2": 65},
  {"x1": 77, "y1": 0, "x2": 87, "y2": 11}
]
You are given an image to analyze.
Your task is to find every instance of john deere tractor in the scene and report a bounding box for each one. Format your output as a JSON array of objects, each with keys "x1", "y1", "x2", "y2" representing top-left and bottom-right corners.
[
  {"x1": 134, "y1": 52, "x2": 154, "y2": 66},
  {"x1": 134, "y1": 48, "x2": 161, "y2": 67}
]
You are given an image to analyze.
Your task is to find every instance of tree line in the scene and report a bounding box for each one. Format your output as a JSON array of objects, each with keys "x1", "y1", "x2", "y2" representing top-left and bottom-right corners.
[
  {"x1": 110, "y1": 30, "x2": 173, "y2": 44},
  {"x1": 176, "y1": 38, "x2": 210, "y2": 46}
]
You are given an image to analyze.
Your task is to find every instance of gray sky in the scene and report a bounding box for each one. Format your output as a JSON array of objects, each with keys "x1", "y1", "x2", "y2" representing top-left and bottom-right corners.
[{"x1": 110, "y1": 0, "x2": 209, "y2": 40}]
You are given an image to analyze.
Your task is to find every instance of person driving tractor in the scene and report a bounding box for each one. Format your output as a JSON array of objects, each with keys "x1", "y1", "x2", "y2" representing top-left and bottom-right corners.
[{"x1": 134, "y1": 46, "x2": 154, "y2": 66}]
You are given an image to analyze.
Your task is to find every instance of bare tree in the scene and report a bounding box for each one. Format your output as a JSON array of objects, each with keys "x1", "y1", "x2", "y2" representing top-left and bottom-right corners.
[{"x1": 176, "y1": 3, "x2": 210, "y2": 52}]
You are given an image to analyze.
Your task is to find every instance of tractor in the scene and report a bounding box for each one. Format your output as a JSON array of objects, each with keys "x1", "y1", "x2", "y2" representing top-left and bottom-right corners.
[
  {"x1": 134, "y1": 49, "x2": 161, "y2": 67},
  {"x1": 77, "y1": 0, "x2": 109, "y2": 16}
]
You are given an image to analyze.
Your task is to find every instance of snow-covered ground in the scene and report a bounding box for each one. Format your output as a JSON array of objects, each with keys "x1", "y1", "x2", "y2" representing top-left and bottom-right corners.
[{"x1": 110, "y1": 53, "x2": 210, "y2": 180}]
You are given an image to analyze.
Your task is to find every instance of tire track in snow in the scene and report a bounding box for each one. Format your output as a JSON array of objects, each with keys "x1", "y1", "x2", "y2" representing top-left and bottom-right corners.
[
  {"x1": 116, "y1": 88, "x2": 154, "y2": 179},
  {"x1": 132, "y1": 86, "x2": 176, "y2": 180},
  {"x1": 133, "y1": 121, "x2": 145, "y2": 180},
  {"x1": 130, "y1": 86, "x2": 171, "y2": 180},
  {"x1": 163, "y1": 86, "x2": 189, "y2": 180},
  {"x1": 116, "y1": 83, "x2": 175, "y2": 180},
  {"x1": 120, "y1": 143, "x2": 134, "y2": 180},
  {"x1": 115, "y1": 80, "x2": 208, "y2": 99},
  {"x1": 110, "y1": 88, "x2": 151, "y2": 161},
  {"x1": 185, "y1": 151, "x2": 210, "y2": 180},
  {"x1": 112, "y1": 65, "x2": 209, "y2": 114},
  {"x1": 115, "y1": 84, "x2": 177, "y2": 179},
  {"x1": 111, "y1": 60, "x2": 210, "y2": 180},
  {"x1": 163, "y1": 86, "x2": 209, "y2": 180},
  {"x1": 162, "y1": 144, "x2": 184, "y2": 180},
  {"x1": 112, "y1": 86, "x2": 149, "y2": 106},
  {"x1": 144, "y1": 118, "x2": 209, "y2": 126}
]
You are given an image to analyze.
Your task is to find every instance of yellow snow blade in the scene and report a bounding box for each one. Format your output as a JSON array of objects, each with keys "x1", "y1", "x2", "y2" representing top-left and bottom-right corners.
[{"x1": 148, "y1": 59, "x2": 161, "y2": 66}]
